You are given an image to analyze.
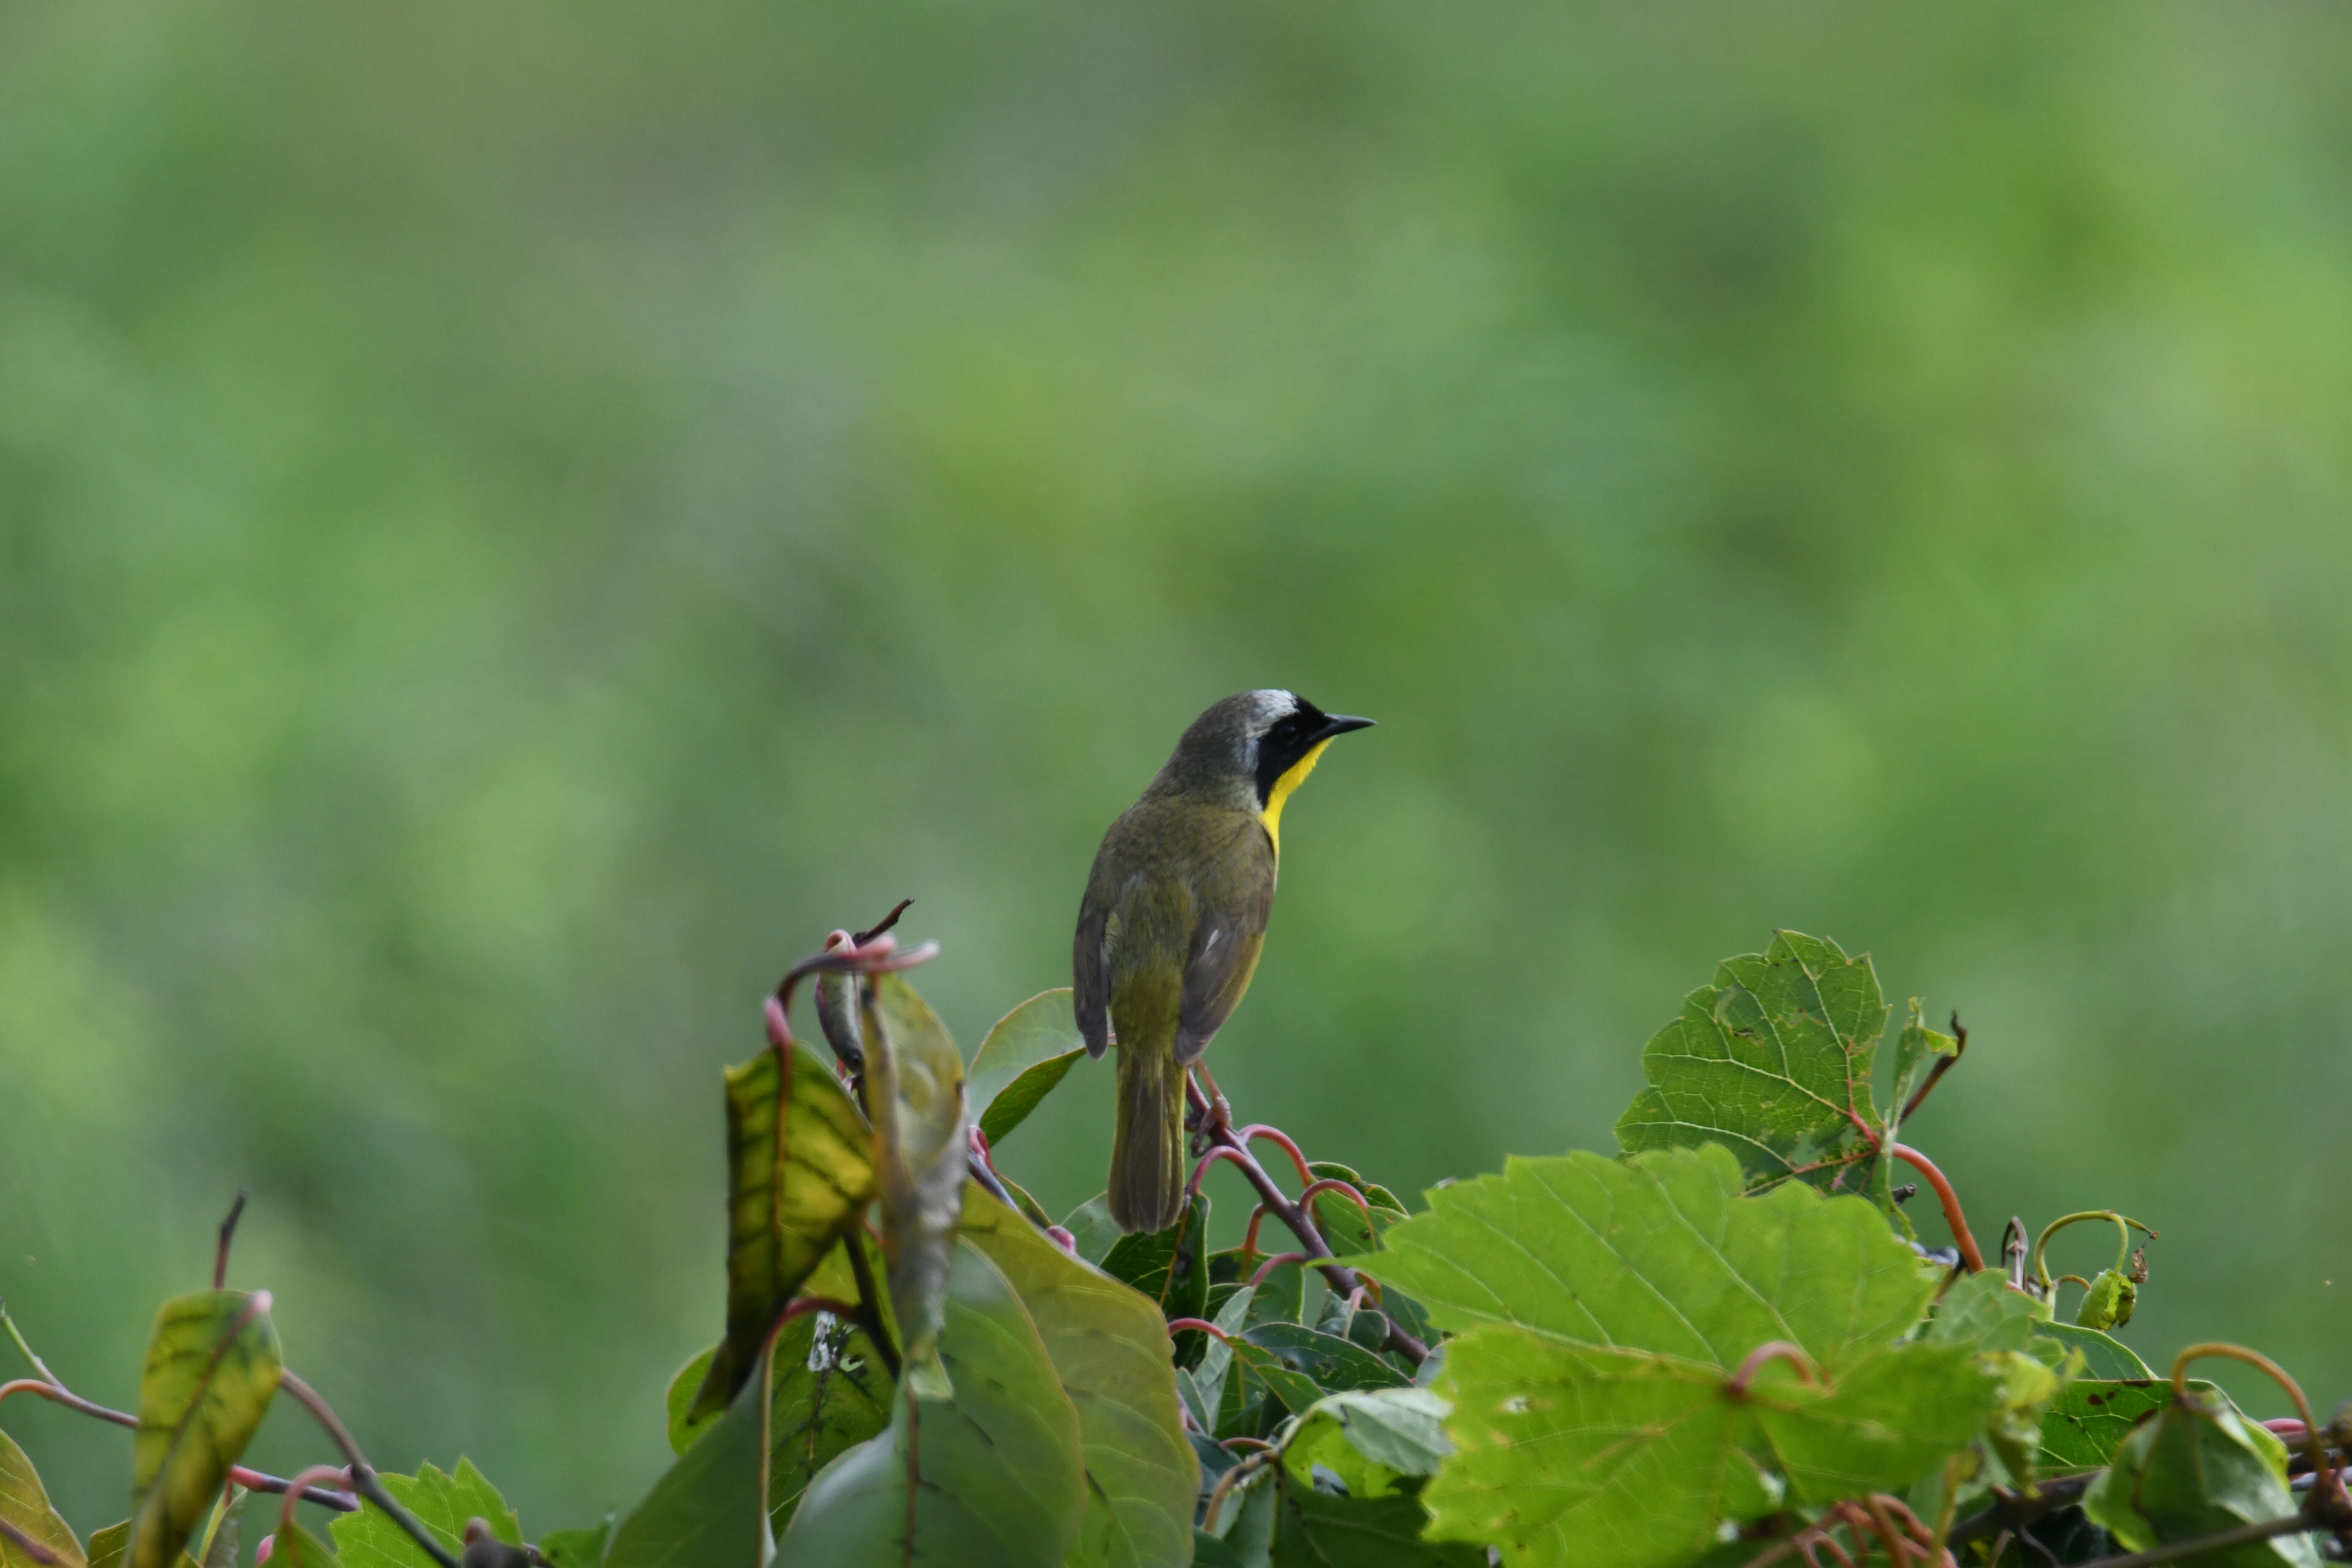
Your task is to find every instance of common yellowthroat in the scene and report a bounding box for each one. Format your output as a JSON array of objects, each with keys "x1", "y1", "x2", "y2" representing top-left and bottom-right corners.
[{"x1": 1074, "y1": 691, "x2": 1375, "y2": 1233}]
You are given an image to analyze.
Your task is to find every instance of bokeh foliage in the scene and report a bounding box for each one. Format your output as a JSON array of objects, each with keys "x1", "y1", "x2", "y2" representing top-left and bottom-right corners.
[{"x1": 5, "y1": 0, "x2": 2352, "y2": 1536}]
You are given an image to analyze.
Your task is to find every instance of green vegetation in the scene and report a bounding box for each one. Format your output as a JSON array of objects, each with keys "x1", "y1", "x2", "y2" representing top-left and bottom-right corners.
[{"x1": 3, "y1": 924, "x2": 2344, "y2": 1566}]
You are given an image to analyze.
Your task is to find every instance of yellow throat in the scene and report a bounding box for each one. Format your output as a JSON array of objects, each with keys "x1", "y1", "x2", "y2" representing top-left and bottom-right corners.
[{"x1": 1257, "y1": 738, "x2": 1332, "y2": 857}]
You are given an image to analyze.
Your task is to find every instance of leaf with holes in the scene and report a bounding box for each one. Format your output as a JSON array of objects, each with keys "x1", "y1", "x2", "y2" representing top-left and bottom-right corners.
[
  {"x1": 1614, "y1": 930, "x2": 1897, "y2": 1206},
  {"x1": 966, "y1": 988, "x2": 1088, "y2": 1148},
  {"x1": 130, "y1": 1291, "x2": 283, "y2": 1568},
  {"x1": 689, "y1": 1037, "x2": 877, "y2": 1421},
  {"x1": 1354, "y1": 1145, "x2": 1993, "y2": 1568}
]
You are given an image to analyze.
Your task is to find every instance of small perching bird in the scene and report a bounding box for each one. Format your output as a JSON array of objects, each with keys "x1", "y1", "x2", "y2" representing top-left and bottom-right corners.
[{"x1": 1073, "y1": 690, "x2": 1375, "y2": 1233}]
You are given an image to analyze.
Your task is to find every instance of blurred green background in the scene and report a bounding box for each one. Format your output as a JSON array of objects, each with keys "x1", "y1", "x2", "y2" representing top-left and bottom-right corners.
[{"x1": 5, "y1": 0, "x2": 2351, "y2": 1540}]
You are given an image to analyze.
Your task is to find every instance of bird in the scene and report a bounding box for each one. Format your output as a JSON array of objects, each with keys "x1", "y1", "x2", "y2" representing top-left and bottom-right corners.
[{"x1": 1073, "y1": 690, "x2": 1375, "y2": 1233}]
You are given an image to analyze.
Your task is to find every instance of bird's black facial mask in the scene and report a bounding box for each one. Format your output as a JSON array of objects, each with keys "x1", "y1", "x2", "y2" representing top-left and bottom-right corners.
[{"x1": 1252, "y1": 698, "x2": 1373, "y2": 806}]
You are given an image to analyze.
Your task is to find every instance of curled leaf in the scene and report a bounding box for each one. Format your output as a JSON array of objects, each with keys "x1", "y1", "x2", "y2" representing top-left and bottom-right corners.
[{"x1": 860, "y1": 974, "x2": 969, "y2": 1386}]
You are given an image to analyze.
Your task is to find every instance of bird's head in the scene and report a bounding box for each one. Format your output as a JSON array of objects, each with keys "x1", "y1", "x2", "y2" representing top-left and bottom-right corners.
[{"x1": 1154, "y1": 689, "x2": 1374, "y2": 843}]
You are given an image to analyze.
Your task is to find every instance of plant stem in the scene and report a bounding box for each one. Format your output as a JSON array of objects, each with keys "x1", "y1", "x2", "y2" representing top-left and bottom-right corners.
[
  {"x1": 278, "y1": 1372, "x2": 460, "y2": 1568},
  {"x1": 214, "y1": 1191, "x2": 249, "y2": 1291},
  {"x1": 1887, "y1": 1144, "x2": 1986, "y2": 1272},
  {"x1": 1182, "y1": 1075, "x2": 1426, "y2": 1367},
  {"x1": 844, "y1": 1236, "x2": 904, "y2": 1381},
  {"x1": 0, "y1": 1380, "x2": 355, "y2": 1510}
]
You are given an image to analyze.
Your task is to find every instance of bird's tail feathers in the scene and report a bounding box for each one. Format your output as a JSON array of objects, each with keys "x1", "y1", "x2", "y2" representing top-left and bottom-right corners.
[{"x1": 1108, "y1": 1046, "x2": 1188, "y2": 1234}]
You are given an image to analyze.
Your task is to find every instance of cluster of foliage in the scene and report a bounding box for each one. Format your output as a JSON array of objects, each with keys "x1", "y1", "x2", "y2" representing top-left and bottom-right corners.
[{"x1": 2, "y1": 921, "x2": 2347, "y2": 1568}]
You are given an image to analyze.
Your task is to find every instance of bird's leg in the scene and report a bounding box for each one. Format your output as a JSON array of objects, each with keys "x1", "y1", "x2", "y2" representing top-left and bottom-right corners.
[{"x1": 1187, "y1": 1063, "x2": 1235, "y2": 1150}]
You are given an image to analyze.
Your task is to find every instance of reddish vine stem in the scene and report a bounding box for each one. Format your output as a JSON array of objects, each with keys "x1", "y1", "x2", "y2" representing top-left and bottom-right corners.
[
  {"x1": 1231, "y1": 1126, "x2": 1316, "y2": 1190},
  {"x1": 1183, "y1": 1075, "x2": 1426, "y2": 1367},
  {"x1": 0, "y1": 1380, "x2": 355, "y2": 1510},
  {"x1": 1247, "y1": 1252, "x2": 1309, "y2": 1289},
  {"x1": 1725, "y1": 1341, "x2": 1817, "y2": 1397},
  {"x1": 1164, "y1": 1318, "x2": 1233, "y2": 1342},
  {"x1": 1293, "y1": 1179, "x2": 1375, "y2": 1228},
  {"x1": 2171, "y1": 1344, "x2": 2339, "y2": 1508},
  {"x1": 1886, "y1": 1144, "x2": 1985, "y2": 1272}
]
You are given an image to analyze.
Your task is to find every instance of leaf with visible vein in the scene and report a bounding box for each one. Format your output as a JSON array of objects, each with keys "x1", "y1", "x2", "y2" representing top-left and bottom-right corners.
[
  {"x1": 961, "y1": 1187, "x2": 1198, "y2": 1568},
  {"x1": 2082, "y1": 1385, "x2": 2319, "y2": 1568},
  {"x1": 1615, "y1": 931, "x2": 1896, "y2": 1206},
  {"x1": 965, "y1": 988, "x2": 1087, "y2": 1148},
  {"x1": 0, "y1": 1429, "x2": 87, "y2": 1568},
  {"x1": 131, "y1": 1291, "x2": 283, "y2": 1568},
  {"x1": 689, "y1": 1038, "x2": 877, "y2": 1420}
]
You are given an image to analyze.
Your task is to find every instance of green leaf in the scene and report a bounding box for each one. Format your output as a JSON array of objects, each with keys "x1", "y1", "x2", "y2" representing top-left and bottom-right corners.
[
  {"x1": 330, "y1": 1461, "x2": 522, "y2": 1568},
  {"x1": 664, "y1": 1347, "x2": 718, "y2": 1456},
  {"x1": 966, "y1": 988, "x2": 1087, "y2": 1148},
  {"x1": 1926, "y1": 1269, "x2": 2046, "y2": 1352},
  {"x1": 1301, "y1": 1162, "x2": 1407, "y2": 1258},
  {"x1": 532, "y1": 1524, "x2": 608, "y2": 1568},
  {"x1": 690, "y1": 1038, "x2": 877, "y2": 1421},
  {"x1": 861, "y1": 972, "x2": 970, "y2": 1383},
  {"x1": 776, "y1": 1239, "x2": 1087, "y2": 1567},
  {"x1": 2082, "y1": 1384, "x2": 2319, "y2": 1568},
  {"x1": 1063, "y1": 1196, "x2": 1122, "y2": 1266},
  {"x1": 1243, "y1": 1323, "x2": 1408, "y2": 1396},
  {"x1": 1359, "y1": 1146, "x2": 1993, "y2": 1568},
  {"x1": 131, "y1": 1290, "x2": 283, "y2": 1568},
  {"x1": 1359, "y1": 1144, "x2": 1933, "y2": 1367},
  {"x1": 2039, "y1": 1380, "x2": 2216, "y2": 1473},
  {"x1": 1279, "y1": 1387, "x2": 1452, "y2": 1501},
  {"x1": 960, "y1": 1188, "x2": 1198, "y2": 1568},
  {"x1": 765, "y1": 1310, "x2": 893, "y2": 1530},
  {"x1": 1614, "y1": 931, "x2": 1896, "y2": 1206},
  {"x1": 1268, "y1": 1481, "x2": 1481, "y2": 1568},
  {"x1": 1183, "y1": 1287, "x2": 1256, "y2": 1433},
  {"x1": 604, "y1": 1350, "x2": 773, "y2": 1568},
  {"x1": 269, "y1": 1527, "x2": 342, "y2": 1568},
  {"x1": 1100, "y1": 1195, "x2": 1211, "y2": 1330},
  {"x1": 196, "y1": 1484, "x2": 242, "y2": 1568},
  {"x1": 1225, "y1": 1343, "x2": 1328, "y2": 1419},
  {"x1": 1884, "y1": 999, "x2": 1958, "y2": 1138},
  {"x1": 2074, "y1": 1270, "x2": 2136, "y2": 1330},
  {"x1": 84, "y1": 1526, "x2": 128, "y2": 1568},
  {"x1": 0, "y1": 1428, "x2": 87, "y2": 1568},
  {"x1": 2036, "y1": 1321, "x2": 2155, "y2": 1380}
]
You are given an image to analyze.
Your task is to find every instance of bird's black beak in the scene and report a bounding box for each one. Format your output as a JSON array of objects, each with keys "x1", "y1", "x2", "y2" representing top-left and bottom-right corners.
[{"x1": 1316, "y1": 714, "x2": 1375, "y2": 741}]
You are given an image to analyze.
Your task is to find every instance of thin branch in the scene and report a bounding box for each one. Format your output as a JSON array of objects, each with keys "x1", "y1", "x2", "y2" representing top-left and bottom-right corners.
[
  {"x1": 0, "y1": 1380, "x2": 354, "y2": 1510},
  {"x1": 2063, "y1": 1514, "x2": 2321, "y2": 1568},
  {"x1": 844, "y1": 1235, "x2": 903, "y2": 1382},
  {"x1": 1183, "y1": 1075, "x2": 1426, "y2": 1367},
  {"x1": 214, "y1": 1191, "x2": 250, "y2": 1291},
  {"x1": 1900, "y1": 1013, "x2": 1968, "y2": 1125},
  {"x1": 1887, "y1": 1144, "x2": 1985, "y2": 1272},
  {"x1": 278, "y1": 1372, "x2": 460, "y2": 1568}
]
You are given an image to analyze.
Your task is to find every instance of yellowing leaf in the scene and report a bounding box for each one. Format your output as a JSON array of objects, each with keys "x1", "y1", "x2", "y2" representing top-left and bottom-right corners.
[{"x1": 130, "y1": 1291, "x2": 283, "y2": 1568}]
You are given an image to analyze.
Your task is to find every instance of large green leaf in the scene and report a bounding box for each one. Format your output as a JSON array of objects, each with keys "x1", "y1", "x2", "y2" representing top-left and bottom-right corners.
[
  {"x1": 2081, "y1": 1385, "x2": 2319, "y2": 1568},
  {"x1": 1614, "y1": 931, "x2": 1896, "y2": 1206},
  {"x1": 966, "y1": 988, "x2": 1087, "y2": 1148},
  {"x1": 1268, "y1": 1482, "x2": 1481, "y2": 1568},
  {"x1": 689, "y1": 1037, "x2": 878, "y2": 1421},
  {"x1": 765, "y1": 1310, "x2": 894, "y2": 1530},
  {"x1": 2039, "y1": 1380, "x2": 2214, "y2": 1473},
  {"x1": 961, "y1": 1188, "x2": 1198, "y2": 1568},
  {"x1": 861, "y1": 972, "x2": 970, "y2": 1383},
  {"x1": 776, "y1": 1239, "x2": 1087, "y2": 1567},
  {"x1": 1357, "y1": 1146, "x2": 1991, "y2": 1568},
  {"x1": 0, "y1": 1429, "x2": 86, "y2": 1568},
  {"x1": 1279, "y1": 1386, "x2": 1453, "y2": 1501},
  {"x1": 130, "y1": 1291, "x2": 283, "y2": 1568},
  {"x1": 605, "y1": 1353, "x2": 773, "y2": 1568},
  {"x1": 1100, "y1": 1195, "x2": 1211, "y2": 1329},
  {"x1": 329, "y1": 1461, "x2": 522, "y2": 1568},
  {"x1": 1359, "y1": 1144, "x2": 1933, "y2": 1367}
]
